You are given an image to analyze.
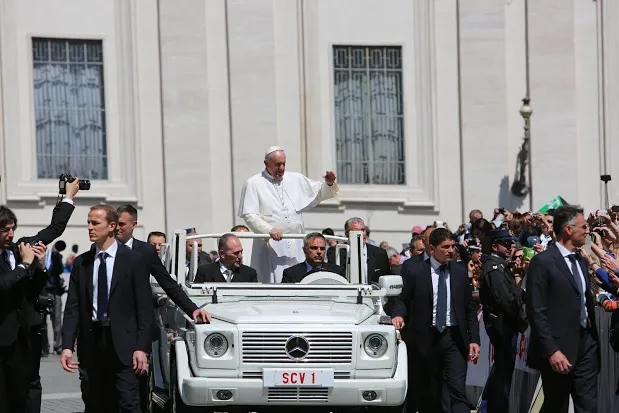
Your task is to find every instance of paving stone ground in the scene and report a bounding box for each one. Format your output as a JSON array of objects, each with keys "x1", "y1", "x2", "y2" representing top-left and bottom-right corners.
[{"x1": 40, "y1": 354, "x2": 84, "y2": 413}]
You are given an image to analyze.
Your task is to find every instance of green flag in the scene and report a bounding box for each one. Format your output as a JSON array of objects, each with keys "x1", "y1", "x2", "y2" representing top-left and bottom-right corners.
[{"x1": 538, "y1": 196, "x2": 567, "y2": 213}]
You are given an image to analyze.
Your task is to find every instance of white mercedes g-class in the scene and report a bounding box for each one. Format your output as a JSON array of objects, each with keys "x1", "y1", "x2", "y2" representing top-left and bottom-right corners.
[{"x1": 148, "y1": 230, "x2": 407, "y2": 412}]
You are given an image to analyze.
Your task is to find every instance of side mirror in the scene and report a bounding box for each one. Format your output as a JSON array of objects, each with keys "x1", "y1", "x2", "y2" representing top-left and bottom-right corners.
[{"x1": 379, "y1": 275, "x2": 403, "y2": 296}]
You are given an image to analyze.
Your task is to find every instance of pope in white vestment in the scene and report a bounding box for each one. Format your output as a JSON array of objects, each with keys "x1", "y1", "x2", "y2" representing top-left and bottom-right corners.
[{"x1": 238, "y1": 146, "x2": 339, "y2": 283}]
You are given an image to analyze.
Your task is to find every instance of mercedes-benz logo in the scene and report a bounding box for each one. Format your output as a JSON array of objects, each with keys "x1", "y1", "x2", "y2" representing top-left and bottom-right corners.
[{"x1": 285, "y1": 336, "x2": 310, "y2": 360}]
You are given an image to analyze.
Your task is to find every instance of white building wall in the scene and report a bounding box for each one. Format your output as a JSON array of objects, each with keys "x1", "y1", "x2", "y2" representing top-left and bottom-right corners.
[
  {"x1": 0, "y1": 0, "x2": 613, "y2": 252},
  {"x1": 0, "y1": 0, "x2": 165, "y2": 252}
]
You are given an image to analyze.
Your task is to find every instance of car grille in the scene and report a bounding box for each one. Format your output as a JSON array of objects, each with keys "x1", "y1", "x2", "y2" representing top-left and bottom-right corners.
[
  {"x1": 242, "y1": 331, "x2": 353, "y2": 364},
  {"x1": 267, "y1": 387, "x2": 329, "y2": 403}
]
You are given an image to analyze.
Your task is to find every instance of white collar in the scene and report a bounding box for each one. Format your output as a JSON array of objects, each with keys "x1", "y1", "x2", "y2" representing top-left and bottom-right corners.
[
  {"x1": 219, "y1": 262, "x2": 233, "y2": 273},
  {"x1": 429, "y1": 256, "x2": 447, "y2": 271},
  {"x1": 124, "y1": 238, "x2": 134, "y2": 249},
  {"x1": 95, "y1": 241, "x2": 119, "y2": 258},
  {"x1": 555, "y1": 241, "x2": 574, "y2": 257}
]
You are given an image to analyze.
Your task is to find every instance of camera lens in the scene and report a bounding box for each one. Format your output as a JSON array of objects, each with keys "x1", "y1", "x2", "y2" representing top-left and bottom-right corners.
[{"x1": 79, "y1": 180, "x2": 91, "y2": 191}]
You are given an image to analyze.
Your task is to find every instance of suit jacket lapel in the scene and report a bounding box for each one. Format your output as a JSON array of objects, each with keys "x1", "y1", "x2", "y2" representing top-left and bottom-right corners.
[
  {"x1": 423, "y1": 260, "x2": 433, "y2": 305},
  {"x1": 550, "y1": 244, "x2": 580, "y2": 293},
  {"x1": 84, "y1": 251, "x2": 95, "y2": 309},
  {"x1": 449, "y1": 261, "x2": 460, "y2": 310},
  {"x1": 109, "y1": 245, "x2": 125, "y2": 297}
]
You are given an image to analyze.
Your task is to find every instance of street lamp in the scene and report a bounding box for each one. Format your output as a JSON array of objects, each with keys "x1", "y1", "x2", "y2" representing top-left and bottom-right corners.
[
  {"x1": 511, "y1": 97, "x2": 533, "y2": 211},
  {"x1": 520, "y1": 97, "x2": 533, "y2": 211}
]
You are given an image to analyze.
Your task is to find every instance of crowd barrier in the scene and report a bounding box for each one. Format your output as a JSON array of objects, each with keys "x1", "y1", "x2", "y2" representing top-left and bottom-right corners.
[{"x1": 464, "y1": 307, "x2": 619, "y2": 412}]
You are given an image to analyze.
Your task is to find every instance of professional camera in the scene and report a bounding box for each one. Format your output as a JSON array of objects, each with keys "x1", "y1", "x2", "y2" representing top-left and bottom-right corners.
[
  {"x1": 59, "y1": 173, "x2": 90, "y2": 195},
  {"x1": 34, "y1": 293, "x2": 53, "y2": 315}
]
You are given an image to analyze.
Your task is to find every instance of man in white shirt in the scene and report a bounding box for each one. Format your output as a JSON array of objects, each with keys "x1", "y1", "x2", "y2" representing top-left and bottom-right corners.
[{"x1": 238, "y1": 146, "x2": 339, "y2": 283}]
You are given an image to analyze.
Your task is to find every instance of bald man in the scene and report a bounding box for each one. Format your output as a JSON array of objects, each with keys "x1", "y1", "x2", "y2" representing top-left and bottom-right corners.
[{"x1": 238, "y1": 146, "x2": 339, "y2": 283}]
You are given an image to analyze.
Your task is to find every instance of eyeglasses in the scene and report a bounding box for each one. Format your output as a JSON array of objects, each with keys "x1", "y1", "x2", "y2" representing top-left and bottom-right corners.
[{"x1": 568, "y1": 224, "x2": 589, "y2": 230}]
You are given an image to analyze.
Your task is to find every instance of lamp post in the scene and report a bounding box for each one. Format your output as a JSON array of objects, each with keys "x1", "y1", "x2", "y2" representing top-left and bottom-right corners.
[{"x1": 519, "y1": 97, "x2": 533, "y2": 211}]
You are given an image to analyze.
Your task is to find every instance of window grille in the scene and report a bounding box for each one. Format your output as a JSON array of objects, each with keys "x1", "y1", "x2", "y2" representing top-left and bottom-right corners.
[
  {"x1": 333, "y1": 46, "x2": 405, "y2": 185},
  {"x1": 32, "y1": 38, "x2": 108, "y2": 179}
]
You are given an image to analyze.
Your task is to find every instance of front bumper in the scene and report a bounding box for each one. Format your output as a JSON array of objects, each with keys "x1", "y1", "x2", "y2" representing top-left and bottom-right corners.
[{"x1": 174, "y1": 341, "x2": 408, "y2": 407}]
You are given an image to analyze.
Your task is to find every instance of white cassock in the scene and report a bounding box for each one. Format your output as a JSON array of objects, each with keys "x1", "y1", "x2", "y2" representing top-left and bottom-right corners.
[{"x1": 238, "y1": 170, "x2": 339, "y2": 283}]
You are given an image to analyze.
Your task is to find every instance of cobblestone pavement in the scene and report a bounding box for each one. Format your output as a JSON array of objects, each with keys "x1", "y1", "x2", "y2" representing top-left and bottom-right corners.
[{"x1": 40, "y1": 354, "x2": 84, "y2": 413}]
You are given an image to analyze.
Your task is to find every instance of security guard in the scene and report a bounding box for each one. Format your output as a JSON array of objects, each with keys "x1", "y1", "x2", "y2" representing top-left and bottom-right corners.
[{"x1": 479, "y1": 229, "x2": 527, "y2": 413}]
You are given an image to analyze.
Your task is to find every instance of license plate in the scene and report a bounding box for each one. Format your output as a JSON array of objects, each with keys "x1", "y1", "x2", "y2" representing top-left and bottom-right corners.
[{"x1": 262, "y1": 369, "x2": 334, "y2": 387}]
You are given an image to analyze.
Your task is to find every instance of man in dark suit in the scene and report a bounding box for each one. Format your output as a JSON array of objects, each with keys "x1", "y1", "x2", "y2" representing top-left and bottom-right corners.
[
  {"x1": 116, "y1": 205, "x2": 209, "y2": 322},
  {"x1": 195, "y1": 233, "x2": 258, "y2": 283},
  {"x1": 526, "y1": 206, "x2": 599, "y2": 413},
  {"x1": 392, "y1": 228, "x2": 480, "y2": 413},
  {"x1": 282, "y1": 232, "x2": 345, "y2": 283},
  {"x1": 325, "y1": 217, "x2": 389, "y2": 283},
  {"x1": 0, "y1": 212, "x2": 49, "y2": 412},
  {"x1": 60, "y1": 205, "x2": 154, "y2": 413},
  {"x1": 116, "y1": 205, "x2": 211, "y2": 412},
  {"x1": 0, "y1": 179, "x2": 79, "y2": 413}
]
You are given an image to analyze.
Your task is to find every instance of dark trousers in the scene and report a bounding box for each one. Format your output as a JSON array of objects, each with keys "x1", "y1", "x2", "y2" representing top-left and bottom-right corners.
[
  {"x1": 415, "y1": 327, "x2": 469, "y2": 413},
  {"x1": 42, "y1": 295, "x2": 63, "y2": 354},
  {"x1": 482, "y1": 319, "x2": 517, "y2": 413},
  {"x1": 85, "y1": 323, "x2": 141, "y2": 413},
  {"x1": 540, "y1": 328, "x2": 599, "y2": 413},
  {"x1": 0, "y1": 329, "x2": 31, "y2": 412},
  {"x1": 27, "y1": 323, "x2": 46, "y2": 413}
]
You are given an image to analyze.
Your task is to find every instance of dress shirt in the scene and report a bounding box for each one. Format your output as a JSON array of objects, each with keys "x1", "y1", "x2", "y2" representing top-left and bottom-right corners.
[
  {"x1": 219, "y1": 262, "x2": 233, "y2": 282},
  {"x1": 0, "y1": 249, "x2": 16, "y2": 270},
  {"x1": 45, "y1": 248, "x2": 53, "y2": 270},
  {"x1": 92, "y1": 242, "x2": 118, "y2": 320},
  {"x1": 555, "y1": 242, "x2": 588, "y2": 320},
  {"x1": 305, "y1": 261, "x2": 322, "y2": 272},
  {"x1": 123, "y1": 237, "x2": 134, "y2": 250},
  {"x1": 430, "y1": 257, "x2": 456, "y2": 327}
]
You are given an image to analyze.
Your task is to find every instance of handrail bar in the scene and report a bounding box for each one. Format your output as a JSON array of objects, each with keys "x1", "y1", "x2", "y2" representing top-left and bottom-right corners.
[{"x1": 186, "y1": 232, "x2": 348, "y2": 242}]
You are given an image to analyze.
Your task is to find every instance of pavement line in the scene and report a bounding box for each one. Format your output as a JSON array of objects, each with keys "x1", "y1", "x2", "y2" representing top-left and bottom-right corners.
[{"x1": 42, "y1": 392, "x2": 82, "y2": 400}]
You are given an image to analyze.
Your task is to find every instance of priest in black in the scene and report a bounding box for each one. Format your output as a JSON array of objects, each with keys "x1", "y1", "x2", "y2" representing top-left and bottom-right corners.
[
  {"x1": 282, "y1": 232, "x2": 345, "y2": 283},
  {"x1": 392, "y1": 228, "x2": 480, "y2": 413},
  {"x1": 194, "y1": 234, "x2": 258, "y2": 283},
  {"x1": 325, "y1": 217, "x2": 389, "y2": 283}
]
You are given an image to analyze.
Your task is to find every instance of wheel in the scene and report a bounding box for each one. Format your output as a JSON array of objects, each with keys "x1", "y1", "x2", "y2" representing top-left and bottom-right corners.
[{"x1": 170, "y1": 357, "x2": 201, "y2": 413}]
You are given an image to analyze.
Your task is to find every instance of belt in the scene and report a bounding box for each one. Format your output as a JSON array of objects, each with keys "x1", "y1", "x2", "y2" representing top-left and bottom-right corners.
[{"x1": 92, "y1": 320, "x2": 110, "y2": 328}]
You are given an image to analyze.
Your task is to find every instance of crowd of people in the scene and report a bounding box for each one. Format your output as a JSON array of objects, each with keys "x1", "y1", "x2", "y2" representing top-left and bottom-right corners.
[{"x1": 1, "y1": 144, "x2": 618, "y2": 413}]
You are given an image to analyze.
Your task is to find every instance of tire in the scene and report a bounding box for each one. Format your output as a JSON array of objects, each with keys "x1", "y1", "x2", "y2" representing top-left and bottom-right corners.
[{"x1": 170, "y1": 357, "x2": 202, "y2": 413}]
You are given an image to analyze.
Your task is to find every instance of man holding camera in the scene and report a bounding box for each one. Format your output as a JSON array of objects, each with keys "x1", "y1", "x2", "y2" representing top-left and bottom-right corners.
[{"x1": 0, "y1": 178, "x2": 78, "y2": 412}]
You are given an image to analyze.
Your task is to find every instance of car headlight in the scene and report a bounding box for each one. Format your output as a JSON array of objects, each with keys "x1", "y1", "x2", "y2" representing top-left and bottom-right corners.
[
  {"x1": 204, "y1": 333, "x2": 228, "y2": 358},
  {"x1": 363, "y1": 334, "x2": 388, "y2": 358}
]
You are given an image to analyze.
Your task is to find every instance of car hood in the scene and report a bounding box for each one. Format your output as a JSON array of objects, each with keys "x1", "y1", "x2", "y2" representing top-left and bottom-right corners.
[{"x1": 204, "y1": 300, "x2": 375, "y2": 324}]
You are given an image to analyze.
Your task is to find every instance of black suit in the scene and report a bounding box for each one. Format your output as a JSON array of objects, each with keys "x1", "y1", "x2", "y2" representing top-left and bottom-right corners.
[
  {"x1": 0, "y1": 200, "x2": 74, "y2": 412},
  {"x1": 526, "y1": 243, "x2": 599, "y2": 413},
  {"x1": 194, "y1": 262, "x2": 258, "y2": 283},
  {"x1": 326, "y1": 243, "x2": 389, "y2": 283},
  {"x1": 394, "y1": 258, "x2": 479, "y2": 413},
  {"x1": 62, "y1": 243, "x2": 153, "y2": 412},
  {"x1": 281, "y1": 262, "x2": 345, "y2": 283},
  {"x1": 130, "y1": 238, "x2": 198, "y2": 316}
]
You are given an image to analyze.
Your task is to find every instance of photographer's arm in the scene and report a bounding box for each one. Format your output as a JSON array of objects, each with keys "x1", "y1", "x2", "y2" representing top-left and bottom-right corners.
[
  {"x1": 24, "y1": 180, "x2": 79, "y2": 245},
  {"x1": 26, "y1": 244, "x2": 50, "y2": 300},
  {"x1": 0, "y1": 243, "x2": 34, "y2": 291}
]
